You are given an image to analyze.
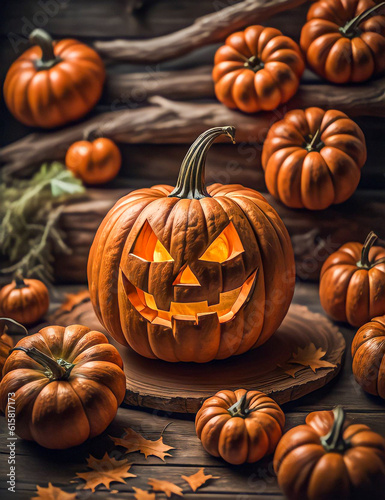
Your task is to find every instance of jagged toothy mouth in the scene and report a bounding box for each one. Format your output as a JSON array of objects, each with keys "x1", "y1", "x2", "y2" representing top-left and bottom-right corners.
[{"x1": 121, "y1": 269, "x2": 258, "y2": 329}]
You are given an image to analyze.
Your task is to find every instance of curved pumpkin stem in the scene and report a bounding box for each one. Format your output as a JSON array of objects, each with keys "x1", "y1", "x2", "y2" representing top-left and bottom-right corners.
[
  {"x1": 0, "y1": 318, "x2": 29, "y2": 336},
  {"x1": 357, "y1": 231, "x2": 385, "y2": 269},
  {"x1": 168, "y1": 126, "x2": 236, "y2": 200},
  {"x1": 320, "y1": 406, "x2": 349, "y2": 453},
  {"x1": 11, "y1": 346, "x2": 74, "y2": 380},
  {"x1": 29, "y1": 29, "x2": 61, "y2": 70},
  {"x1": 340, "y1": 2, "x2": 385, "y2": 37}
]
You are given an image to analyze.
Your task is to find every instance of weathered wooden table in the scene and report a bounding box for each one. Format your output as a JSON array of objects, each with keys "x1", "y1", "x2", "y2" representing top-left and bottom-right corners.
[{"x1": 1, "y1": 282, "x2": 384, "y2": 500}]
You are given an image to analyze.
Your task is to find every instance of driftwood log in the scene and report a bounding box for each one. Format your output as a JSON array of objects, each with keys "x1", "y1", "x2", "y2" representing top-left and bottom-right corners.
[
  {"x1": 54, "y1": 187, "x2": 385, "y2": 283},
  {"x1": 94, "y1": 0, "x2": 308, "y2": 62},
  {"x1": 2, "y1": 71, "x2": 385, "y2": 177},
  {"x1": 105, "y1": 65, "x2": 385, "y2": 112}
]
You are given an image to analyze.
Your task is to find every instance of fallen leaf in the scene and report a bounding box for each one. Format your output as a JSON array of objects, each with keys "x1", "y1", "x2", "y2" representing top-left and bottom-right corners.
[
  {"x1": 31, "y1": 483, "x2": 77, "y2": 500},
  {"x1": 110, "y1": 427, "x2": 174, "y2": 461},
  {"x1": 277, "y1": 363, "x2": 305, "y2": 378},
  {"x1": 133, "y1": 487, "x2": 156, "y2": 500},
  {"x1": 58, "y1": 289, "x2": 90, "y2": 312},
  {"x1": 278, "y1": 343, "x2": 337, "y2": 378},
  {"x1": 148, "y1": 478, "x2": 183, "y2": 497},
  {"x1": 181, "y1": 468, "x2": 219, "y2": 492},
  {"x1": 75, "y1": 453, "x2": 136, "y2": 492}
]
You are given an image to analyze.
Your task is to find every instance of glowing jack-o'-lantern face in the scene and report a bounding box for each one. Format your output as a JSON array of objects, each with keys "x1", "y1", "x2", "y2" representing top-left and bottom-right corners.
[
  {"x1": 88, "y1": 127, "x2": 295, "y2": 363},
  {"x1": 121, "y1": 219, "x2": 258, "y2": 328}
]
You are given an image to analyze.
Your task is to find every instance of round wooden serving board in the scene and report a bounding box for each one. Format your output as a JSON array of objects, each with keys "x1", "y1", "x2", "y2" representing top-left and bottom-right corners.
[{"x1": 50, "y1": 299, "x2": 345, "y2": 413}]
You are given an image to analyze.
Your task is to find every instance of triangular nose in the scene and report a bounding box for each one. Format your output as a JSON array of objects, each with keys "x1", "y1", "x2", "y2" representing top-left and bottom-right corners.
[{"x1": 177, "y1": 265, "x2": 200, "y2": 285}]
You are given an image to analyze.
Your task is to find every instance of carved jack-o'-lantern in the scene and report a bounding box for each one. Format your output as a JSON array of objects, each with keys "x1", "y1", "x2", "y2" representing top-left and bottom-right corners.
[{"x1": 88, "y1": 127, "x2": 295, "y2": 363}]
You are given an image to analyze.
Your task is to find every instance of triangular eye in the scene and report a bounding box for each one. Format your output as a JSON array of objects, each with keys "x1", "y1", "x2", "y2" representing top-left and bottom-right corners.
[
  {"x1": 199, "y1": 221, "x2": 244, "y2": 263},
  {"x1": 131, "y1": 221, "x2": 173, "y2": 262}
]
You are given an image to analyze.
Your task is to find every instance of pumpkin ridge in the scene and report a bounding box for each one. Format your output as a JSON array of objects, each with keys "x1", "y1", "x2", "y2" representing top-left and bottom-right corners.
[{"x1": 57, "y1": 61, "x2": 98, "y2": 106}]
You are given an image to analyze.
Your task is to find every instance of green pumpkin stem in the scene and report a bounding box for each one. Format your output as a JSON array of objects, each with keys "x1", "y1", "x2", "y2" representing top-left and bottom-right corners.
[
  {"x1": 357, "y1": 231, "x2": 385, "y2": 269},
  {"x1": 11, "y1": 346, "x2": 74, "y2": 380},
  {"x1": 0, "y1": 318, "x2": 29, "y2": 336},
  {"x1": 320, "y1": 406, "x2": 349, "y2": 453},
  {"x1": 306, "y1": 129, "x2": 323, "y2": 152},
  {"x1": 227, "y1": 393, "x2": 256, "y2": 418},
  {"x1": 29, "y1": 29, "x2": 61, "y2": 70},
  {"x1": 340, "y1": 2, "x2": 385, "y2": 36},
  {"x1": 168, "y1": 126, "x2": 236, "y2": 200}
]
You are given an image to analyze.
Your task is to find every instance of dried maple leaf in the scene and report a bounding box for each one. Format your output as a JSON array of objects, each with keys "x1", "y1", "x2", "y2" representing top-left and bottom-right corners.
[
  {"x1": 31, "y1": 483, "x2": 77, "y2": 500},
  {"x1": 75, "y1": 453, "x2": 136, "y2": 492},
  {"x1": 110, "y1": 427, "x2": 174, "y2": 461},
  {"x1": 181, "y1": 468, "x2": 219, "y2": 492},
  {"x1": 148, "y1": 478, "x2": 183, "y2": 497},
  {"x1": 59, "y1": 289, "x2": 90, "y2": 312},
  {"x1": 279, "y1": 342, "x2": 337, "y2": 378},
  {"x1": 133, "y1": 487, "x2": 156, "y2": 500},
  {"x1": 277, "y1": 362, "x2": 305, "y2": 378}
]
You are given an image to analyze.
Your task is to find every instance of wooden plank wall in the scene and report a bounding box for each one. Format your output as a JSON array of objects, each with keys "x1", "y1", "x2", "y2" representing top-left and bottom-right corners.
[{"x1": 0, "y1": 0, "x2": 384, "y2": 284}]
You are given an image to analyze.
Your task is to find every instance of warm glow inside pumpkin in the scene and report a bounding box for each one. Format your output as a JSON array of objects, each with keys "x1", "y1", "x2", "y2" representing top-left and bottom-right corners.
[
  {"x1": 88, "y1": 126, "x2": 295, "y2": 362},
  {"x1": 125, "y1": 219, "x2": 255, "y2": 327}
]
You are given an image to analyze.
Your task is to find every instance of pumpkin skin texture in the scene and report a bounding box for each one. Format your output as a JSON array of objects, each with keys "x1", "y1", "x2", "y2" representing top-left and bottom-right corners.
[
  {"x1": 300, "y1": 0, "x2": 385, "y2": 84},
  {"x1": 274, "y1": 406, "x2": 385, "y2": 500},
  {"x1": 262, "y1": 107, "x2": 366, "y2": 210},
  {"x1": 0, "y1": 277, "x2": 49, "y2": 325},
  {"x1": 88, "y1": 127, "x2": 295, "y2": 363},
  {"x1": 352, "y1": 315, "x2": 385, "y2": 398},
  {"x1": 320, "y1": 232, "x2": 385, "y2": 327},
  {"x1": 0, "y1": 324, "x2": 126, "y2": 449},
  {"x1": 3, "y1": 29, "x2": 105, "y2": 128},
  {"x1": 195, "y1": 389, "x2": 285, "y2": 465},
  {"x1": 66, "y1": 138, "x2": 122, "y2": 185},
  {"x1": 213, "y1": 26, "x2": 305, "y2": 113}
]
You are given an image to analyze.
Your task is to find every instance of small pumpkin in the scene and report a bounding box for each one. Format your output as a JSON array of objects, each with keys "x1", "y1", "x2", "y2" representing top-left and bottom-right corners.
[
  {"x1": 0, "y1": 277, "x2": 49, "y2": 325},
  {"x1": 300, "y1": 0, "x2": 385, "y2": 83},
  {"x1": 3, "y1": 29, "x2": 105, "y2": 128},
  {"x1": 65, "y1": 136, "x2": 122, "y2": 185},
  {"x1": 320, "y1": 232, "x2": 385, "y2": 326},
  {"x1": 352, "y1": 315, "x2": 385, "y2": 398},
  {"x1": 0, "y1": 323, "x2": 126, "y2": 449},
  {"x1": 195, "y1": 389, "x2": 285, "y2": 465},
  {"x1": 213, "y1": 25, "x2": 305, "y2": 113},
  {"x1": 262, "y1": 107, "x2": 366, "y2": 210},
  {"x1": 274, "y1": 406, "x2": 385, "y2": 500},
  {"x1": 88, "y1": 126, "x2": 295, "y2": 363}
]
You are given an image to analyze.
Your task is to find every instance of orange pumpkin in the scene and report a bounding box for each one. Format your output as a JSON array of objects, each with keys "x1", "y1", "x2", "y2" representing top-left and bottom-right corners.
[
  {"x1": 262, "y1": 107, "x2": 366, "y2": 210},
  {"x1": 300, "y1": 0, "x2": 385, "y2": 83},
  {"x1": 274, "y1": 406, "x2": 385, "y2": 500},
  {"x1": 65, "y1": 137, "x2": 122, "y2": 185},
  {"x1": 320, "y1": 232, "x2": 385, "y2": 326},
  {"x1": 213, "y1": 25, "x2": 305, "y2": 113},
  {"x1": 3, "y1": 29, "x2": 105, "y2": 128},
  {"x1": 195, "y1": 389, "x2": 285, "y2": 464},
  {"x1": 88, "y1": 127, "x2": 295, "y2": 363},
  {"x1": 352, "y1": 315, "x2": 385, "y2": 398},
  {"x1": 0, "y1": 277, "x2": 49, "y2": 325},
  {"x1": 0, "y1": 323, "x2": 126, "y2": 449}
]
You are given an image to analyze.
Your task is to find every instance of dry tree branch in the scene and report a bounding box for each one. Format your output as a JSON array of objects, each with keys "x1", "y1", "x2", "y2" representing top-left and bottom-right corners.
[
  {"x1": 94, "y1": 0, "x2": 308, "y2": 62},
  {"x1": 2, "y1": 71, "x2": 385, "y2": 178}
]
